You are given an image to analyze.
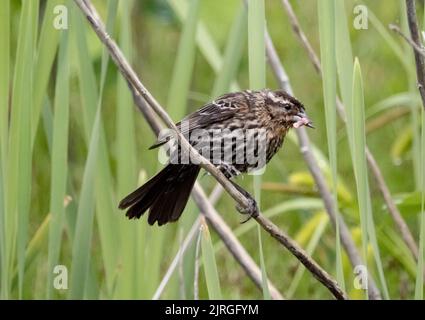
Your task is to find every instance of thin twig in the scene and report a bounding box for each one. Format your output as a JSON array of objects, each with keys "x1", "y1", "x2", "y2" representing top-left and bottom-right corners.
[
  {"x1": 74, "y1": 0, "x2": 347, "y2": 300},
  {"x1": 281, "y1": 0, "x2": 418, "y2": 264},
  {"x1": 194, "y1": 223, "x2": 203, "y2": 300},
  {"x1": 405, "y1": 0, "x2": 425, "y2": 110},
  {"x1": 389, "y1": 23, "x2": 425, "y2": 58}
]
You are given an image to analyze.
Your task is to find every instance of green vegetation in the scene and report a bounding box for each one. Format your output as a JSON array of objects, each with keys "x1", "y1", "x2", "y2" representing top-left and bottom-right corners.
[{"x1": 0, "y1": 0, "x2": 424, "y2": 299}]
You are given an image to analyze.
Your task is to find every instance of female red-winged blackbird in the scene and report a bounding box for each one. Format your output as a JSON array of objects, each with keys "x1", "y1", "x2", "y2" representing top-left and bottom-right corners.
[{"x1": 119, "y1": 89, "x2": 313, "y2": 226}]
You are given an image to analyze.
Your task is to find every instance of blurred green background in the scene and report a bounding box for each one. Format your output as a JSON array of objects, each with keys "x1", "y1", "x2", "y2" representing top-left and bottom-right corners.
[{"x1": 0, "y1": 0, "x2": 424, "y2": 299}]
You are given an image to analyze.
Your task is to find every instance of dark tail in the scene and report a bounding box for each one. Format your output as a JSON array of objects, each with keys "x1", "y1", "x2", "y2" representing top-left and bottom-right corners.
[{"x1": 118, "y1": 164, "x2": 200, "y2": 226}]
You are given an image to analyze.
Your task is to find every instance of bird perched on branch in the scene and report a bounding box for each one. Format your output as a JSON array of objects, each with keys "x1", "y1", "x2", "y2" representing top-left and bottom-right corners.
[{"x1": 119, "y1": 89, "x2": 313, "y2": 226}]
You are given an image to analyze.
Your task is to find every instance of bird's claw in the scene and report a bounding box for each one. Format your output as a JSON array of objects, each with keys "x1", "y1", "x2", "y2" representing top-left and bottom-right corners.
[
  {"x1": 236, "y1": 197, "x2": 259, "y2": 223},
  {"x1": 218, "y1": 162, "x2": 241, "y2": 179}
]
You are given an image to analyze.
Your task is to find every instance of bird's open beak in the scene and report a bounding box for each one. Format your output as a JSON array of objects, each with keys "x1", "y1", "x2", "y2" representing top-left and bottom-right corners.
[
  {"x1": 305, "y1": 121, "x2": 314, "y2": 129},
  {"x1": 292, "y1": 112, "x2": 314, "y2": 129}
]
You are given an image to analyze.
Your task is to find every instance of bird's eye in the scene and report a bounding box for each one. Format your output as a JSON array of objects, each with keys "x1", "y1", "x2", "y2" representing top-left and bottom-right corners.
[{"x1": 283, "y1": 104, "x2": 291, "y2": 111}]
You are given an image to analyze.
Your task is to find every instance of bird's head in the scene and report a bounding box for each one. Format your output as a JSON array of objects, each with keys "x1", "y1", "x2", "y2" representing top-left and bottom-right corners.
[{"x1": 264, "y1": 89, "x2": 314, "y2": 129}]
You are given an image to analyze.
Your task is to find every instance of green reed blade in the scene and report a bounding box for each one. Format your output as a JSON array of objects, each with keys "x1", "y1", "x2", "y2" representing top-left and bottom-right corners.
[
  {"x1": 46, "y1": 30, "x2": 70, "y2": 299},
  {"x1": 319, "y1": 0, "x2": 345, "y2": 291},
  {"x1": 201, "y1": 222, "x2": 222, "y2": 299}
]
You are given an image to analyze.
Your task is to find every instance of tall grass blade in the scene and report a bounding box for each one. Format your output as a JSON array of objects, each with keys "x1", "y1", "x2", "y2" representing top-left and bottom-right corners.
[
  {"x1": 169, "y1": 0, "x2": 221, "y2": 74},
  {"x1": 318, "y1": 0, "x2": 344, "y2": 291},
  {"x1": 46, "y1": 30, "x2": 70, "y2": 299},
  {"x1": 6, "y1": 0, "x2": 37, "y2": 298},
  {"x1": 169, "y1": 0, "x2": 239, "y2": 92},
  {"x1": 212, "y1": 4, "x2": 247, "y2": 97},
  {"x1": 335, "y1": 0, "x2": 353, "y2": 113},
  {"x1": 416, "y1": 107, "x2": 425, "y2": 299},
  {"x1": 114, "y1": 0, "x2": 143, "y2": 299},
  {"x1": 287, "y1": 212, "x2": 329, "y2": 298},
  {"x1": 248, "y1": 0, "x2": 270, "y2": 299},
  {"x1": 0, "y1": 0, "x2": 9, "y2": 172},
  {"x1": 69, "y1": 3, "x2": 116, "y2": 293},
  {"x1": 414, "y1": 0, "x2": 425, "y2": 301},
  {"x1": 248, "y1": 0, "x2": 265, "y2": 90},
  {"x1": 368, "y1": 9, "x2": 409, "y2": 72},
  {"x1": 68, "y1": 109, "x2": 100, "y2": 299},
  {"x1": 352, "y1": 59, "x2": 389, "y2": 299},
  {"x1": 201, "y1": 221, "x2": 222, "y2": 299},
  {"x1": 31, "y1": 0, "x2": 63, "y2": 145},
  {"x1": 0, "y1": 0, "x2": 9, "y2": 299},
  {"x1": 39, "y1": 96, "x2": 101, "y2": 299},
  {"x1": 72, "y1": 3, "x2": 120, "y2": 295},
  {"x1": 0, "y1": 141, "x2": 5, "y2": 299},
  {"x1": 160, "y1": 0, "x2": 204, "y2": 299},
  {"x1": 167, "y1": 0, "x2": 201, "y2": 121},
  {"x1": 12, "y1": 211, "x2": 54, "y2": 291}
]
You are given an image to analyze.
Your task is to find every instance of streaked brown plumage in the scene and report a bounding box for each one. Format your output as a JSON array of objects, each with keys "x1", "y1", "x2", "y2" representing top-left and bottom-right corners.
[{"x1": 119, "y1": 89, "x2": 312, "y2": 226}]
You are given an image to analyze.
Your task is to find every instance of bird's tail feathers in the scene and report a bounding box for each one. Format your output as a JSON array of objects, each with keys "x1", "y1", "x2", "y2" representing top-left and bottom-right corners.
[{"x1": 119, "y1": 164, "x2": 200, "y2": 226}]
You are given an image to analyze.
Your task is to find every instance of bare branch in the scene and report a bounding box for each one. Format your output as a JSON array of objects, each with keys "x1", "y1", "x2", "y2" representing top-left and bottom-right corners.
[
  {"x1": 281, "y1": 0, "x2": 418, "y2": 267},
  {"x1": 405, "y1": 0, "x2": 425, "y2": 110}
]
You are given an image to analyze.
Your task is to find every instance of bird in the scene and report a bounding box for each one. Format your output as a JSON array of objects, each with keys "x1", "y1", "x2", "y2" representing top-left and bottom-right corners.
[{"x1": 118, "y1": 89, "x2": 313, "y2": 226}]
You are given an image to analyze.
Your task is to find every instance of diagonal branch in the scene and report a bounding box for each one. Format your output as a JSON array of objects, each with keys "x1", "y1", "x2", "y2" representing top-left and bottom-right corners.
[
  {"x1": 73, "y1": 0, "x2": 347, "y2": 300},
  {"x1": 281, "y1": 0, "x2": 418, "y2": 265}
]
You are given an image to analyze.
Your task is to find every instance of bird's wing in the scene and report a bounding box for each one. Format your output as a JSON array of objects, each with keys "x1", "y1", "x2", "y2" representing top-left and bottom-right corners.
[{"x1": 149, "y1": 92, "x2": 245, "y2": 149}]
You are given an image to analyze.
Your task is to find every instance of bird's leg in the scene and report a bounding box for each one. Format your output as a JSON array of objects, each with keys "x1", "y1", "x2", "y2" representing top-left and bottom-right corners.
[
  {"x1": 201, "y1": 162, "x2": 240, "y2": 179},
  {"x1": 230, "y1": 180, "x2": 259, "y2": 223},
  {"x1": 207, "y1": 161, "x2": 258, "y2": 221},
  {"x1": 216, "y1": 161, "x2": 241, "y2": 179}
]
